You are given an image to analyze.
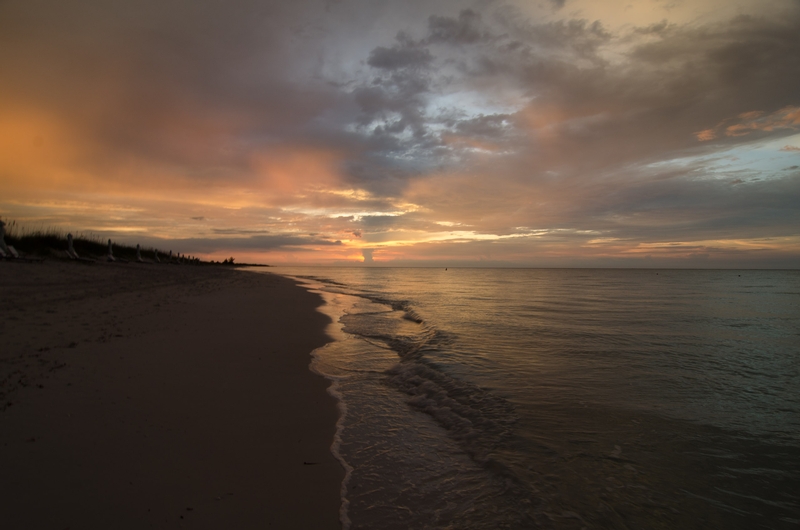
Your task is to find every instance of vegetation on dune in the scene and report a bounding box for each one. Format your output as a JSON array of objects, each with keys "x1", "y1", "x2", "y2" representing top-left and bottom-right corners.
[
  {"x1": 0, "y1": 219, "x2": 264, "y2": 265},
  {"x1": 3, "y1": 221, "x2": 134, "y2": 260}
]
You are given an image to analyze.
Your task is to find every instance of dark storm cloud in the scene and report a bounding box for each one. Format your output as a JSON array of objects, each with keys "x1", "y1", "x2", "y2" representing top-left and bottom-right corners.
[
  {"x1": 427, "y1": 8, "x2": 800, "y2": 189},
  {"x1": 193, "y1": 1, "x2": 800, "y2": 256},
  {"x1": 367, "y1": 43, "x2": 434, "y2": 70},
  {"x1": 576, "y1": 171, "x2": 800, "y2": 242},
  {"x1": 497, "y1": 17, "x2": 612, "y2": 60},
  {"x1": 345, "y1": 9, "x2": 636, "y2": 176},
  {"x1": 352, "y1": 32, "x2": 439, "y2": 149},
  {"x1": 626, "y1": 14, "x2": 800, "y2": 112},
  {"x1": 426, "y1": 9, "x2": 488, "y2": 45}
]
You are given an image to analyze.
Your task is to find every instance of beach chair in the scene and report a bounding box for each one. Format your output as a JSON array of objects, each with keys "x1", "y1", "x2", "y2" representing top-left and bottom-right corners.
[
  {"x1": 0, "y1": 220, "x2": 12, "y2": 258},
  {"x1": 67, "y1": 233, "x2": 79, "y2": 260},
  {"x1": 0, "y1": 244, "x2": 44, "y2": 263},
  {"x1": 0, "y1": 220, "x2": 44, "y2": 263},
  {"x1": 65, "y1": 233, "x2": 95, "y2": 263}
]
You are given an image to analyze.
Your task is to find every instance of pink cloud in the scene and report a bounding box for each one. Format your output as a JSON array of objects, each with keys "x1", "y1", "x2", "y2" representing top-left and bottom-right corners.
[
  {"x1": 696, "y1": 106, "x2": 800, "y2": 141},
  {"x1": 725, "y1": 123, "x2": 751, "y2": 137},
  {"x1": 694, "y1": 129, "x2": 716, "y2": 141}
]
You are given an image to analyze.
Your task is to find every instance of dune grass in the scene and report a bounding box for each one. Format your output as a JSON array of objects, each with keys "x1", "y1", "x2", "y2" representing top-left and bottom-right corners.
[
  {"x1": 1, "y1": 219, "x2": 198, "y2": 262},
  {"x1": 0, "y1": 219, "x2": 267, "y2": 265}
]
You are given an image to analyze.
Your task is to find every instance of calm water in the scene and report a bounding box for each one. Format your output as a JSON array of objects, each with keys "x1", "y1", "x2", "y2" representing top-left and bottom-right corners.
[{"x1": 267, "y1": 268, "x2": 800, "y2": 529}]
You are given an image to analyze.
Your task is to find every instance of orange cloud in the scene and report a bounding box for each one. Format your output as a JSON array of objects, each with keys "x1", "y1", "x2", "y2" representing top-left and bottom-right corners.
[
  {"x1": 0, "y1": 108, "x2": 96, "y2": 190},
  {"x1": 0, "y1": 97, "x2": 353, "y2": 216},
  {"x1": 520, "y1": 104, "x2": 568, "y2": 132},
  {"x1": 737, "y1": 110, "x2": 765, "y2": 120},
  {"x1": 250, "y1": 145, "x2": 344, "y2": 195},
  {"x1": 696, "y1": 106, "x2": 800, "y2": 141},
  {"x1": 694, "y1": 129, "x2": 716, "y2": 141},
  {"x1": 0, "y1": 105, "x2": 222, "y2": 203},
  {"x1": 727, "y1": 105, "x2": 800, "y2": 135},
  {"x1": 518, "y1": 103, "x2": 612, "y2": 140},
  {"x1": 725, "y1": 123, "x2": 751, "y2": 137}
]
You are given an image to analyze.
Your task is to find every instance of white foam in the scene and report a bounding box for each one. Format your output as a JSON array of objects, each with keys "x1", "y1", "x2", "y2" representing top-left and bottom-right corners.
[{"x1": 290, "y1": 276, "x2": 358, "y2": 530}]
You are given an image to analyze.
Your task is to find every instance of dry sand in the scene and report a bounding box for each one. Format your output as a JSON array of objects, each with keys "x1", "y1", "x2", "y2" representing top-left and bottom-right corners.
[{"x1": 0, "y1": 260, "x2": 343, "y2": 528}]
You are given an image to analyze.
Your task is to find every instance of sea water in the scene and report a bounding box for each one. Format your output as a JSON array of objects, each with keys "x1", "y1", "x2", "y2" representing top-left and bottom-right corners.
[{"x1": 266, "y1": 268, "x2": 800, "y2": 529}]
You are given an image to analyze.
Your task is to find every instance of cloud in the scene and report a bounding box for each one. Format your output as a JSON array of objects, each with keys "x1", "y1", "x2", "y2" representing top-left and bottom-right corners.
[
  {"x1": 211, "y1": 228, "x2": 270, "y2": 235},
  {"x1": 695, "y1": 129, "x2": 717, "y2": 141},
  {"x1": 367, "y1": 43, "x2": 433, "y2": 70},
  {"x1": 455, "y1": 114, "x2": 513, "y2": 138},
  {"x1": 725, "y1": 106, "x2": 800, "y2": 136},
  {"x1": 1, "y1": 0, "x2": 799, "y2": 266},
  {"x1": 178, "y1": 234, "x2": 344, "y2": 252},
  {"x1": 426, "y1": 10, "x2": 487, "y2": 45},
  {"x1": 693, "y1": 106, "x2": 800, "y2": 142},
  {"x1": 0, "y1": 0, "x2": 338, "y2": 187},
  {"x1": 342, "y1": 4, "x2": 800, "y2": 201}
]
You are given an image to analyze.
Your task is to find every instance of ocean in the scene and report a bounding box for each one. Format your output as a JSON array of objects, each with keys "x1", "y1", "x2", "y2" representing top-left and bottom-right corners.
[{"x1": 267, "y1": 268, "x2": 800, "y2": 529}]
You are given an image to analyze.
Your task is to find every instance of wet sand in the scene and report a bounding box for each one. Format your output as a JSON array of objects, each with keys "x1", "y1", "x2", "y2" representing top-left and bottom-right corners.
[{"x1": 0, "y1": 260, "x2": 343, "y2": 528}]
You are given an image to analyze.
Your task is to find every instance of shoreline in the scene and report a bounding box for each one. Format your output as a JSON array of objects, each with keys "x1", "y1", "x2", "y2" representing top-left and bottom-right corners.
[{"x1": 0, "y1": 260, "x2": 343, "y2": 528}]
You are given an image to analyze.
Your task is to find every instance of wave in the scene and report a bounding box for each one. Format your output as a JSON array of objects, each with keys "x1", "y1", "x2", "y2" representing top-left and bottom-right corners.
[{"x1": 304, "y1": 276, "x2": 545, "y2": 524}]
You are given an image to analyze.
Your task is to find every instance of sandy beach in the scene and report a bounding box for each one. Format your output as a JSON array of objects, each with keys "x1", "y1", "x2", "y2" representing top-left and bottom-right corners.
[{"x1": 0, "y1": 260, "x2": 343, "y2": 528}]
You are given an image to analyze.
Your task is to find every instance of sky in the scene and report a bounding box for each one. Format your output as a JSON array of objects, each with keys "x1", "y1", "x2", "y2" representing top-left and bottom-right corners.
[{"x1": 1, "y1": 0, "x2": 799, "y2": 267}]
